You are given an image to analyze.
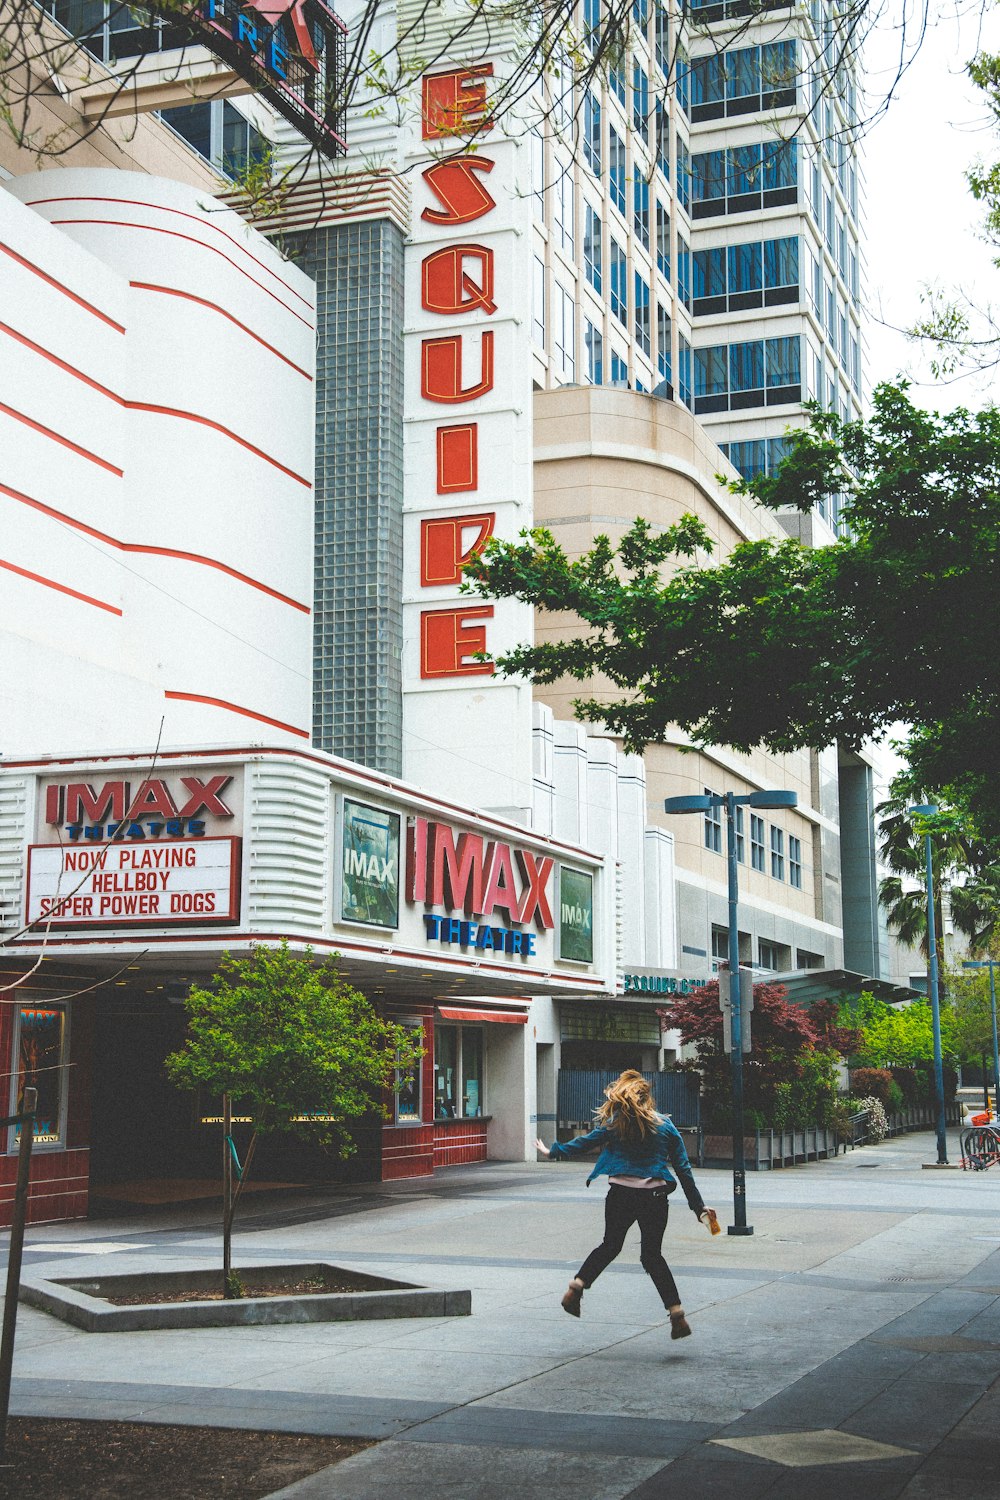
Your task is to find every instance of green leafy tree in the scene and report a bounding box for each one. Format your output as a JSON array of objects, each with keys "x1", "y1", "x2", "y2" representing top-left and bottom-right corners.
[
  {"x1": 166, "y1": 941, "x2": 422, "y2": 1295},
  {"x1": 463, "y1": 382, "x2": 1000, "y2": 854},
  {"x1": 842, "y1": 991, "x2": 957, "y2": 1070}
]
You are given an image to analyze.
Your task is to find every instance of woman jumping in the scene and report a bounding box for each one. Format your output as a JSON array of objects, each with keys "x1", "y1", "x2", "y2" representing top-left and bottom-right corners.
[{"x1": 536, "y1": 1069, "x2": 717, "y2": 1339}]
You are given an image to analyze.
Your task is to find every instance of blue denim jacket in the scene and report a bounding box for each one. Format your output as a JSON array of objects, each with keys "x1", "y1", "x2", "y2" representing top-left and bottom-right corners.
[{"x1": 547, "y1": 1116, "x2": 705, "y2": 1216}]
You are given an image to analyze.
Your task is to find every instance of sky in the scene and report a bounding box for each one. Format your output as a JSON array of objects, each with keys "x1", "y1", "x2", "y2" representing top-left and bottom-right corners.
[{"x1": 863, "y1": 4, "x2": 1000, "y2": 411}]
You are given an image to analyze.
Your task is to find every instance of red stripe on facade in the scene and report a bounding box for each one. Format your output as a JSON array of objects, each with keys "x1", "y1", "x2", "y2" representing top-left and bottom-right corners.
[
  {"x1": 0, "y1": 402, "x2": 123, "y2": 476},
  {"x1": 0, "y1": 481, "x2": 310, "y2": 613},
  {"x1": 130, "y1": 283, "x2": 313, "y2": 381},
  {"x1": 163, "y1": 692, "x2": 310, "y2": 739},
  {"x1": 44, "y1": 218, "x2": 313, "y2": 329},
  {"x1": 0, "y1": 320, "x2": 123, "y2": 403},
  {"x1": 26, "y1": 196, "x2": 314, "y2": 309},
  {"x1": 128, "y1": 402, "x2": 312, "y2": 488},
  {"x1": 0, "y1": 557, "x2": 122, "y2": 615},
  {"x1": 0, "y1": 238, "x2": 125, "y2": 333},
  {"x1": 0, "y1": 325, "x2": 310, "y2": 485}
]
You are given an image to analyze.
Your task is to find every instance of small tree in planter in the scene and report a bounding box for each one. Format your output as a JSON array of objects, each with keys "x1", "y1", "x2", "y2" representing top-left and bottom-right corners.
[
  {"x1": 165, "y1": 941, "x2": 423, "y2": 1297},
  {"x1": 668, "y1": 980, "x2": 839, "y2": 1132}
]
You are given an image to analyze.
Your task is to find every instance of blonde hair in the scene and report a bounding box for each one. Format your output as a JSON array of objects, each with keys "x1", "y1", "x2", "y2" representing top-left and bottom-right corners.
[{"x1": 595, "y1": 1070, "x2": 659, "y2": 1142}]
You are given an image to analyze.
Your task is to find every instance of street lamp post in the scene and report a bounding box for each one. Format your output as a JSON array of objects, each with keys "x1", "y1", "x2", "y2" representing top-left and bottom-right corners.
[
  {"x1": 664, "y1": 787, "x2": 798, "y2": 1236},
  {"x1": 910, "y1": 804, "x2": 948, "y2": 1165},
  {"x1": 962, "y1": 958, "x2": 1000, "y2": 1120}
]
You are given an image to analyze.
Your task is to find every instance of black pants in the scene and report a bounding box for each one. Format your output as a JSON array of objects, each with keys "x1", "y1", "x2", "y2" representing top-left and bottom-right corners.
[{"x1": 576, "y1": 1185, "x2": 681, "y2": 1308}]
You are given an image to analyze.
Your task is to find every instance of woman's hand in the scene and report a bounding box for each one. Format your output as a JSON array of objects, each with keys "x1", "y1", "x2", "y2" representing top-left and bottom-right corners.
[
  {"x1": 535, "y1": 1137, "x2": 550, "y2": 1156},
  {"x1": 700, "y1": 1208, "x2": 720, "y2": 1235}
]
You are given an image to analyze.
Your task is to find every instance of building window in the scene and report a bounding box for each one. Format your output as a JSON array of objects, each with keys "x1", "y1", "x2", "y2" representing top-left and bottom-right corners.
[
  {"x1": 584, "y1": 91, "x2": 601, "y2": 176},
  {"x1": 711, "y1": 924, "x2": 729, "y2": 972},
  {"x1": 634, "y1": 176, "x2": 650, "y2": 249},
  {"x1": 633, "y1": 62, "x2": 649, "y2": 133},
  {"x1": 692, "y1": 139, "x2": 797, "y2": 218},
  {"x1": 585, "y1": 320, "x2": 604, "y2": 384},
  {"x1": 654, "y1": 100, "x2": 669, "y2": 182},
  {"x1": 750, "y1": 814, "x2": 765, "y2": 871},
  {"x1": 434, "y1": 1024, "x2": 485, "y2": 1118},
  {"x1": 161, "y1": 99, "x2": 269, "y2": 180},
  {"x1": 635, "y1": 272, "x2": 651, "y2": 355},
  {"x1": 609, "y1": 127, "x2": 626, "y2": 215},
  {"x1": 532, "y1": 256, "x2": 546, "y2": 344},
  {"x1": 676, "y1": 136, "x2": 691, "y2": 211},
  {"x1": 654, "y1": 1, "x2": 669, "y2": 75},
  {"x1": 609, "y1": 66, "x2": 626, "y2": 105},
  {"x1": 584, "y1": 0, "x2": 600, "y2": 52},
  {"x1": 555, "y1": 283, "x2": 576, "y2": 379},
  {"x1": 657, "y1": 304, "x2": 671, "y2": 383},
  {"x1": 694, "y1": 336, "x2": 801, "y2": 413},
  {"x1": 554, "y1": 162, "x2": 575, "y2": 255},
  {"x1": 677, "y1": 233, "x2": 691, "y2": 308},
  {"x1": 610, "y1": 349, "x2": 628, "y2": 384},
  {"x1": 585, "y1": 205, "x2": 602, "y2": 293},
  {"x1": 532, "y1": 130, "x2": 546, "y2": 219},
  {"x1": 395, "y1": 1022, "x2": 424, "y2": 1123},
  {"x1": 678, "y1": 333, "x2": 692, "y2": 409},
  {"x1": 9, "y1": 1003, "x2": 68, "y2": 1149},
  {"x1": 735, "y1": 804, "x2": 745, "y2": 862},
  {"x1": 694, "y1": 236, "x2": 798, "y2": 316},
  {"x1": 770, "y1": 825, "x2": 785, "y2": 880},
  {"x1": 796, "y1": 949, "x2": 823, "y2": 970},
  {"x1": 789, "y1": 834, "x2": 802, "y2": 888},
  {"x1": 704, "y1": 790, "x2": 722, "y2": 852},
  {"x1": 610, "y1": 238, "x2": 627, "y2": 325},
  {"x1": 691, "y1": 41, "x2": 797, "y2": 122},
  {"x1": 758, "y1": 939, "x2": 781, "y2": 971},
  {"x1": 656, "y1": 201, "x2": 671, "y2": 282}
]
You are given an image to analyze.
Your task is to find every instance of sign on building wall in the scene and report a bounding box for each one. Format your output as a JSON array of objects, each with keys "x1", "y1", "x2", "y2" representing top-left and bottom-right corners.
[
  {"x1": 406, "y1": 815, "x2": 554, "y2": 960},
  {"x1": 401, "y1": 60, "x2": 534, "y2": 812},
  {"x1": 158, "y1": 0, "x2": 348, "y2": 159},
  {"x1": 559, "y1": 867, "x2": 594, "y2": 964},
  {"x1": 25, "y1": 839, "x2": 241, "y2": 927},
  {"x1": 340, "y1": 799, "x2": 400, "y2": 928}
]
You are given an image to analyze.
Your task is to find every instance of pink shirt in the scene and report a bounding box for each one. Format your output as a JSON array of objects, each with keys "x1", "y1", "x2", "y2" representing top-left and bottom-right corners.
[{"x1": 608, "y1": 1176, "x2": 661, "y2": 1188}]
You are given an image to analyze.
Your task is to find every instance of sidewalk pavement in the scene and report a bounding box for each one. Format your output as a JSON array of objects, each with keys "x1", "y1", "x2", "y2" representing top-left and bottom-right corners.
[{"x1": 3, "y1": 1127, "x2": 1000, "y2": 1499}]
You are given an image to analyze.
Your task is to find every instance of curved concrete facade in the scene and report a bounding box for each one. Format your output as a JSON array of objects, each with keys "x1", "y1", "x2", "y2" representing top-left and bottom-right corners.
[{"x1": 1, "y1": 169, "x2": 315, "y2": 754}]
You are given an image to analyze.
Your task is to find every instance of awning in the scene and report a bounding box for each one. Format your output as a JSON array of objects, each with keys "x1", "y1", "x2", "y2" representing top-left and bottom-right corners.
[{"x1": 437, "y1": 1007, "x2": 529, "y2": 1025}]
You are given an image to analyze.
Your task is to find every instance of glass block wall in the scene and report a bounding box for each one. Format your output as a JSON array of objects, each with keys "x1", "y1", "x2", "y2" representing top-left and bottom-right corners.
[{"x1": 289, "y1": 220, "x2": 406, "y2": 774}]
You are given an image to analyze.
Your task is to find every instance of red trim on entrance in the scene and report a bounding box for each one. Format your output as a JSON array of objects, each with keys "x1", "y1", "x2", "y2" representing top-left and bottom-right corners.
[
  {"x1": 437, "y1": 1007, "x2": 528, "y2": 1024},
  {"x1": 0, "y1": 480, "x2": 311, "y2": 613},
  {"x1": 0, "y1": 238, "x2": 125, "y2": 332},
  {"x1": 0, "y1": 557, "x2": 122, "y2": 615},
  {"x1": 163, "y1": 692, "x2": 310, "y2": 739},
  {"x1": 382, "y1": 1124, "x2": 434, "y2": 1179},
  {"x1": 130, "y1": 283, "x2": 313, "y2": 381},
  {"x1": 434, "y1": 1119, "x2": 488, "y2": 1167},
  {"x1": 0, "y1": 401, "x2": 123, "y2": 475}
]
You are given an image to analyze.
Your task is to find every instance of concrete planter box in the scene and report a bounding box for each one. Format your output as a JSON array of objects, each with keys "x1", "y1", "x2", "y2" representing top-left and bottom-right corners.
[
  {"x1": 703, "y1": 1126, "x2": 837, "y2": 1170},
  {"x1": 20, "y1": 1262, "x2": 472, "y2": 1332}
]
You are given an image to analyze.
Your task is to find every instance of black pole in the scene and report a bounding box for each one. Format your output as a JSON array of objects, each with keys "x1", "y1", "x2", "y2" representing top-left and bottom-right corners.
[
  {"x1": 223, "y1": 1092, "x2": 232, "y2": 1296},
  {"x1": 0, "y1": 1088, "x2": 37, "y2": 1460},
  {"x1": 725, "y1": 794, "x2": 752, "y2": 1236}
]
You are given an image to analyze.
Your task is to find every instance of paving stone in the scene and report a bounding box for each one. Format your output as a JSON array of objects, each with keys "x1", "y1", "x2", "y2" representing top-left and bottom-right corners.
[{"x1": 711, "y1": 1428, "x2": 916, "y2": 1467}]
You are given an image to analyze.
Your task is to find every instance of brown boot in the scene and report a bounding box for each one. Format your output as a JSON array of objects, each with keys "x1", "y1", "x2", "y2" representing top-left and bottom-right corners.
[
  {"x1": 669, "y1": 1310, "x2": 692, "y2": 1340},
  {"x1": 561, "y1": 1278, "x2": 585, "y2": 1317}
]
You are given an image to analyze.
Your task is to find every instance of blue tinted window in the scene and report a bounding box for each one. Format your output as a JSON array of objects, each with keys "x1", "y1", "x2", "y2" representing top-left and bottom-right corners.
[
  {"x1": 728, "y1": 241, "x2": 762, "y2": 293},
  {"x1": 730, "y1": 340, "x2": 764, "y2": 391},
  {"x1": 764, "y1": 235, "x2": 798, "y2": 287},
  {"x1": 694, "y1": 246, "x2": 725, "y2": 298}
]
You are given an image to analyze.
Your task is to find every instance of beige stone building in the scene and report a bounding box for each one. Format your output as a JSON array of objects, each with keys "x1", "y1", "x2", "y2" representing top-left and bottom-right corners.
[{"x1": 532, "y1": 384, "x2": 853, "y2": 984}]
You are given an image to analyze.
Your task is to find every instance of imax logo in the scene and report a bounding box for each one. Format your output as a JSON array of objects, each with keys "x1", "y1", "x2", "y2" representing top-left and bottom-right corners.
[
  {"x1": 345, "y1": 851, "x2": 393, "y2": 884},
  {"x1": 561, "y1": 902, "x2": 592, "y2": 932}
]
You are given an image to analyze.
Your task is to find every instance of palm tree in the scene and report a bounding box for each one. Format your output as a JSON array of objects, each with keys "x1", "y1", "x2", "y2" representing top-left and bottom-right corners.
[{"x1": 877, "y1": 764, "x2": 1000, "y2": 959}]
